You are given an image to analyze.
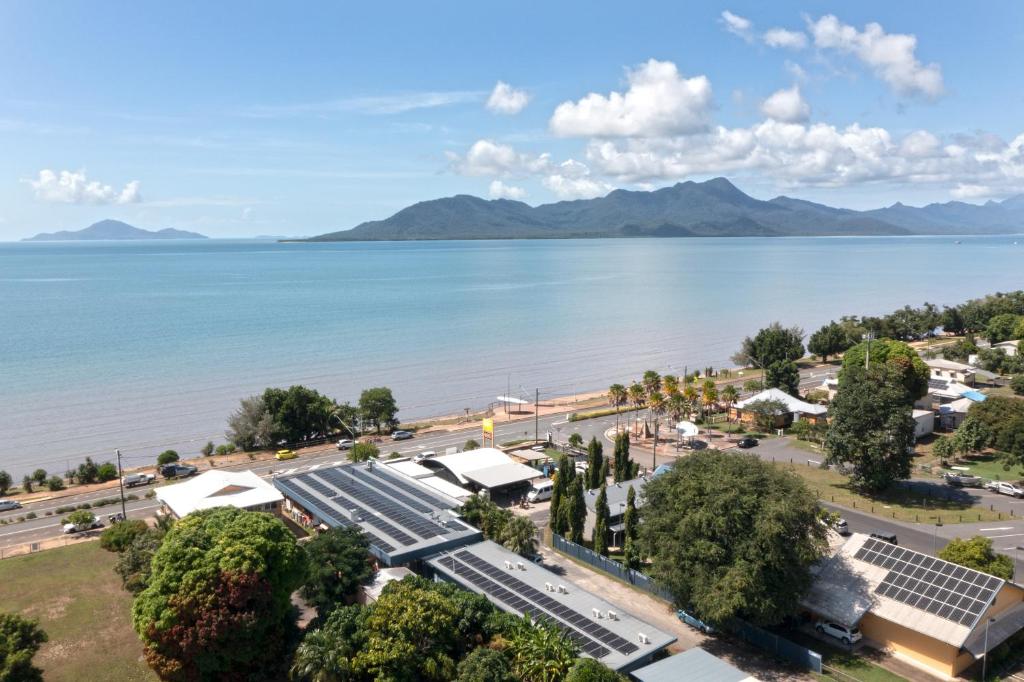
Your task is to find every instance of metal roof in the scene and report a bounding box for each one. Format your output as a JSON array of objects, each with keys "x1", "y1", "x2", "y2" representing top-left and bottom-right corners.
[
  {"x1": 630, "y1": 648, "x2": 758, "y2": 682},
  {"x1": 423, "y1": 447, "x2": 540, "y2": 489},
  {"x1": 585, "y1": 477, "x2": 648, "y2": 517},
  {"x1": 463, "y1": 462, "x2": 541, "y2": 489},
  {"x1": 735, "y1": 388, "x2": 827, "y2": 415},
  {"x1": 273, "y1": 461, "x2": 482, "y2": 566},
  {"x1": 428, "y1": 540, "x2": 675, "y2": 672},
  {"x1": 156, "y1": 469, "x2": 283, "y2": 518}
]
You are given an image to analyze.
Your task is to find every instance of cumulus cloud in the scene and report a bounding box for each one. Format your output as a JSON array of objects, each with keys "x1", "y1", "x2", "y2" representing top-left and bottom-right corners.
[
  {"x1": 488, "y1": 180, "x2": 527, "y2": 200},
  {"x1": 28, "y1": 169, "x2": 141, "y2": 204},
  {"x1": 763, "y1": 28, "x2": 807, "y2": 49},
  {"x1": 808, "y1": 15, "x2": 944, "y2": 97},
  {"x1": 486, "y1": 81, "x2": 530, "y2": 115},
  {"x1": 446, "y1": 139, "x2": 551, "y2": 177},
  {"x1": 543, "y1": 160, "x2": 613, "y2": 200},
  {"x1": 549, "y1": 59, "x2": 712, "y2": 138},
  {"x1": 760, "y1": 86, "x2": 810, "y2": 123},
  {"x1": 720, "y1": 10, "x2": 753, "y2": 42}
]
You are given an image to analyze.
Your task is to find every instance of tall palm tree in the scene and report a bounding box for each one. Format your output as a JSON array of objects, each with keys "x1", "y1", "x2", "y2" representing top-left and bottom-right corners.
[
  {"x1": 290, "y1": 629, "x2": 355, "y2": 682},
  {"x1": 648, "y1": 391, "x2": 666, "y2": 433},
  {"x1": 607, "y1": 383, "x2": 627, "y2": 431},
  {"x1": 682, "y1": 384, "x2": 698, "y2": 420},
  {"x1": 510, "y1": 617, "x2": 578, "y2": 682},
  {"x1": 642, "y1": 370, "x2": 662, "y2": 399},
  {"x1": 668, "y1": 392, "x2": 687, "y2": 425},
  {"x1": 662, "y1": 374, "x2": 679, "y2": 397},
  {"x1": 720, "y1": 385, "x2": 739, "y2": 422},
  {"x1": 701, "y1": 380, "x2": 718, "y2": 421},
  {"x1": 501, "y1": 515, "x2": 538, "y2": 556},
  {"x1": 627, "y1": 382, "x2": 646, "y2": 436}
]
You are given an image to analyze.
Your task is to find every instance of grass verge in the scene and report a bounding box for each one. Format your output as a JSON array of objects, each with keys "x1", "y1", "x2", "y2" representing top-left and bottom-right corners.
[
  {"x1": 0, "y1": 541, "x2": 155, "y2": 682},
  {"x1": 778, "y1": 462, "x2": 1007, "y2": 524}
]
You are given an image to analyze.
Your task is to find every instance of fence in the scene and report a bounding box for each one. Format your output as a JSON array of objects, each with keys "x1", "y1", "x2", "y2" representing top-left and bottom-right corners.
[
  {"x1": 0, "y1": 533, "x2": 97, "y2": 560},
  {"x1": 550, "y1": 533, "x2": 822, "y2": 674}
]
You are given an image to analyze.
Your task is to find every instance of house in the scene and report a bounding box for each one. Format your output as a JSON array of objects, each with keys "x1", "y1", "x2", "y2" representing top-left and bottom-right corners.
[
  {"x1": 912, "y1": 409, "x2": 935, "y2": 439},
  {"x1": 584, "y1": 476, "x2": 648, "y2": 546},
  {"x1": 925, "y1": 359, "x2": 977, "y2": 386},
  {"x1": 629, "y1": 647, "x2": 760, "y2": 682},
  {"x1": 993, "y1": 340, "x2": 1020, "y2": 357},
  {"x1": 938, "y1": 397, "x2": 975, "y2": 430},
  {"x1": 155, "y1": 469, "x2": 283, "y2": 519},
  {"x1": 730, "y1": 388, "x2": 828, "y2": 428},
  {"x1": 916, "y1": 377, "x2": 986, "y2": 410},
  {"x1": 801, "y1": 533, "x2": 1024, "y2": 679},
  {"x1": 416, "y1": 447, "x2": 541, "y2": 499}
]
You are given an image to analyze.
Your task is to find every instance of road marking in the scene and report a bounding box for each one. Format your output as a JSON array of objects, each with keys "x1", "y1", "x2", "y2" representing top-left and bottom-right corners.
[
  {"x1": 283, "y1": 468, "x2": 296, "y2": 475},
  {"x1": 980, "y1": 527, "x2": 1014, "y2": 532},
  {"x1": 309, "y1": 464, "x2": 321, "y2": 470},
  {"x1": 986, "y1": 533, "x2": 1024, "y2": 539}
]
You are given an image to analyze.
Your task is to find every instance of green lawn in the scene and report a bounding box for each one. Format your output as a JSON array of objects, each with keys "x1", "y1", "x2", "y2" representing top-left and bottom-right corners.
[
  {"x1": 0, "y1": 541, "x2": 156, "y2": 682},
  {"x1": 812, "y1": 646, "x2": 908, "y2": 682},
  {"x1": 949, "y1": 454, "x2": 1024, "y2": 482}
]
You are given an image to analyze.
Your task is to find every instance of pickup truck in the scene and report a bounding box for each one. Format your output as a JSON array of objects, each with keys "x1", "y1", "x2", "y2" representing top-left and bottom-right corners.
[
  {"x1": 63, "y1": 518, "x2": 103, "y2": 534},
  {"x1": 122, "y1": 473, "x2": 156, "y2": 488},
  {"x1": 986, "y1": 481, "x2": 1024, "y2": 498},
  {"x1": 943, "y1": 472, "x2": 984, "y2": 488}
]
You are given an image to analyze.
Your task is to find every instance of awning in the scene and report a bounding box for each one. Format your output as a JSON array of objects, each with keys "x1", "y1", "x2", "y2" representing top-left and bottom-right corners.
[{"x1": 496, "y1": 395, "x2": 529, "y2": 405}]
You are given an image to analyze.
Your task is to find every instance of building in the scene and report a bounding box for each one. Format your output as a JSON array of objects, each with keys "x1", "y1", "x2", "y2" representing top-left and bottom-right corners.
[
  {"x1": 155, "y1": 469, "x2": 283, "y2": 519},
  {"x1": 428, "y1": 540, "x2": 675, "y2": 672},
  {"x1": 629, "y1": 647, "x2": 760, "y2": 682},
  {"x1": 416, "y1": 447, "x2": 541, "y2": 499},
  {"x1": 381, "y1": 458, "x2": 475, "y2": 502},
  {"x1": 916, "y1": 377, "x2": 987, "y2": 410},
  {"x1": 993, "y1": 340, "x2": 1020, "y2": 357},
  {"x1": 801, "y1": 533, "x2": 1024, "y2": 679},
  {"x1": 730, "y1": 388, "x2": 828, "y2": 428},
  {"x1": 912, "y1": 409, "x2": 935, "y2": 439},
  {"x1": 273, "y1": 461, "x2": 483, "y2": 566},
  {"x1": 359, "y1": 567, "x2": 415, "y2": 604},
  {"x1": 925, "y1": 359, "x2": 977, "y2": 386},
  {"x1": 938, "y1": 397, "x2": 974, "y2": 430},
  {"x1": 584, "y1": 476, "x2": 647, "y2": 545}
]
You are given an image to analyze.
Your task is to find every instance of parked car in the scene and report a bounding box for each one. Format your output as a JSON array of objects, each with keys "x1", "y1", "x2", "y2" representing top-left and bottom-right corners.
[
  {"x1": 336, "y1": 439, "x2": 355, "y2": 450},
  {"x1": 986, "y1": 481, "x2": 1024, "y2": 498},
  {"x1": 833, "y1": 518, "x2": 850, "y2": 536},
  {"x1": 275, "y1": 449, "x2": 297, "y2": 461},
  {"x1": 63, "y1": 518, "x2": 103, "y2": 534},
  {"x1": 160, "y1": 463, "x2": 198, "y2": 478},
  {"x1": 815, "y1": 620, "x2": 862, "y2": 645},
  {"x1": 869, "y1": 530, "x2": 898, "y2": 545},
  {"x1": 736, "y1": 437, "x2": 759, "y2": 449},
  {"x1": 943, "y1": 472, "x2": 984, "y2": 488},
  {"x1": 527, "y1": 479, "x2": 554, "y2": 503},
  {"x1": 122, "y1": 473, "x2": 156, "y2": 488},
  {"x1": 0, "y1": 499, "x2": 23, "y2": 512},
  {"x1": 677, "y1": 609, "x2": 715, "y2": 634},
  {"x1": 391, "y1": 430, "x2": 413, "y2": 441},
  {"x1": 412, "y1": 450, "x2": 436, "y2": 463}
]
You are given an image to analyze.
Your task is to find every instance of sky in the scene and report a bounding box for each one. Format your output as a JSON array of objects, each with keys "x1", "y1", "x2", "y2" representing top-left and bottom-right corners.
[{"x1": 2, "y1": 1, "x2": 1023, "y2": 239}]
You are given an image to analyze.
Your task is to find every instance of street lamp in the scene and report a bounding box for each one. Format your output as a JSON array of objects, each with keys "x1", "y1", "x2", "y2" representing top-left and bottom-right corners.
[{"x1": 862, "y1": 332, "x2": 875, "y2": 370}]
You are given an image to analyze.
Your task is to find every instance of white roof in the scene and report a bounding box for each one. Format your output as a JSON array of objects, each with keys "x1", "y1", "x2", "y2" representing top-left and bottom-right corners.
[
  {"x1": 428, "y1": 447, "x2": 540, "y2": 488},
  {"x1": 925, "y1": 358, "x2": 975, "y2": 372},
  {"x1": 156, "y1": 469, "x2": 282, "y2": 518},
  {"x1": 676, "y1": 421, "x2": 699, "y2": 437},
  {"x1": 363, "y1": 567, "x2": 415, "y2": 602},
  {"x1": 912, "y1": 409, "x2": 934, "y2": 419},
  {"x1": 463, "y1": 462, "x2": 541, "y2": 489},
  {"x1": 929, "y1": 379, "x2": 976, "y2": 399},
  {"x1": 993, "y1": 340, "x2": 1020, "y2": 348},
  {"x1": 417, "y1": 475, "x2": 474, "y2": 501},
  {"x1": 939, "y1": 397, "x2": 975, "y2": 415},
  {"x1": 735, "y1": 388, "x2": 827, "y2": 416},
  {"x1": 386, "y1": 459, "x2": 434, "y2": 479}
]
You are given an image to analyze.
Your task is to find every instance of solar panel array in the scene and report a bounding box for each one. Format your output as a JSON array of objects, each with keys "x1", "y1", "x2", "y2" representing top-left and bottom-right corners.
[
  {"x1": 928, "y1": 378, "x2": 950, "y2": 390},
  {"x1": 358, "y1": 464, "x2": 454, "y2": 509},
  {"x1": 449, "y1": 549, "x2": 642, "y2": 658},
  {"x1": 274, "y1": 477, "x2": 397, "y2": 552},
  {"x1": 855, "y1": 538, "x2": 1002, "y2": 628}
]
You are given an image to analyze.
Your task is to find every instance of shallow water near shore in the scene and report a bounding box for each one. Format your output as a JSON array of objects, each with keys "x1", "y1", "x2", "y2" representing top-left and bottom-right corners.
[{"x1": 1, "y1": 235, "x2": 1021, "y2": 475}]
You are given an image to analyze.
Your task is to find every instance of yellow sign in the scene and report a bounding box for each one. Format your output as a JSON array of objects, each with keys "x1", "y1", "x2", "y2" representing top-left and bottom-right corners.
[{"x1": 482, "y1": 418, "x2": 493, "y2": 435}]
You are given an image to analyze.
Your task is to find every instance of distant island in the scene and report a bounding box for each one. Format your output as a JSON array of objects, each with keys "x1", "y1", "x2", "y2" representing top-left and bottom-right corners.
[
  {"x1": 300, "y1": 177, "x2": 1024, "y2": 242},
  {"x1": 24, "y1": 219, "x2": 207, "y2": 242}
]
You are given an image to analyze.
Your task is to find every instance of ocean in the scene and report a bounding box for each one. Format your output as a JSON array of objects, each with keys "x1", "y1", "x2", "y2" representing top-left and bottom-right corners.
[{"x1": 1, "y1": 235, "x2": 1021, "y2": 476}]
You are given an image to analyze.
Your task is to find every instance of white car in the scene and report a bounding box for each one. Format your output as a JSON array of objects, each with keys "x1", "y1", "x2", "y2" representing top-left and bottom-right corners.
[
  {"x1": 336, "y1": 439, "x2": 355, "y2": 450},
  {"x1": 815, "y1": 620, "x2": 862, "y2": 645},
  {"x1": 413, "y1": 450, "x2": 436, "y2": 463},
  {"x1": 987, "y1": 481, "x2": 1024, "y2": 498},
  {"x1": 0, "y1": 499, "x2": 23, "y2": 512},
  {"x1": 62, "y1": 519, "x2": 103, "y2": 534}
]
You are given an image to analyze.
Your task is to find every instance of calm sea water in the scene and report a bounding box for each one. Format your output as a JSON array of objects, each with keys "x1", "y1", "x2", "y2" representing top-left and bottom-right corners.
[{"x1": 1, "y1": 236, "x2": 1021, "y2": 476}]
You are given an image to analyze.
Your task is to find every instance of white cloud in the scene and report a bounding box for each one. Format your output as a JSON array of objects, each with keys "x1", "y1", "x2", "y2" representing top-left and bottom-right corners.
[
  {"x1": 763, "y1": 28, "x2": 807, "y2": 49},
  {"x1": 549, "y1": 59, "x2": 712, "y2": 138},
  {"x1": 808, "y1": 15, "x2": 944, "y2": 97},
  {"x1": 760, "y1": 86, "x2": 810, "y2": 123},
  {"x1": 446, "y1": 139, "x2": 551, "y2": 177},
  {"x1": 543, "y1": 160, "x2": 613, "y2": 200},
  {"x1": 28, "y1": 169, "x2": 141, "y2": 204},
  {"x1": 242, "y1": 90, "x2": 483, "y2": 117},
  {"x1": 488, "y1": 180, "x2": 527, "y2": 200},
  {"x1": 486, "y1": 81, "x2": 530, "y2": 115},
  {"x1": 720, "y1": 10, "x2": 753, "y2": 42}
]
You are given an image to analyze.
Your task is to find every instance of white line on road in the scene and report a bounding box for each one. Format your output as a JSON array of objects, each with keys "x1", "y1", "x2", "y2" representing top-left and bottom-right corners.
[
  {"x1": 980, "y1": 527, "x2": 1014, "y2": 531},
  {"x1": 986, "y1": 533, "x2": 1024, "y2": 539}
]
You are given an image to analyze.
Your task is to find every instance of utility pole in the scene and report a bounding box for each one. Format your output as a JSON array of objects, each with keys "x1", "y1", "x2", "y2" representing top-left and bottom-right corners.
[
  {"x1": 115, "y1": 449, "x2": 127, "y2": 520},
  {"x1": 863, "y1": 332, "x2": 875, "y2": 370},
  {"x1": 534, "y1": 389, "x2": 539, "y2": 444}
]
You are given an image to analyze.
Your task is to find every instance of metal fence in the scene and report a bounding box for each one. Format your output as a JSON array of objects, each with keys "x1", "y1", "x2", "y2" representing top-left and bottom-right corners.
[{"x1": 550, "y1": 533, "x2": 822, "y2": 674}]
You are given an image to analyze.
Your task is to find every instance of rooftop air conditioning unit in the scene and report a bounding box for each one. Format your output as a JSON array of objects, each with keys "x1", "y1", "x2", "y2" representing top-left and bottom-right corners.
[
  {"x1": 504, "y1": 560, "x2": 513, "y2": 570},
  {"x1": 638, "y1": 633, "x2": 649, "y2": 645},
  {"x1": 545, "y1": 582, "x2": 554, "y2": 592},
  {"x1": 607, "y1": 611, "x2": 618, "y2": 620},
  {"x1": 516, "y1": 561, "x2": 525, "y2": 570},
  {"x1": 557, "y1": 585, "x2": 567, "y2": 594},
  {"x1": 592, "y1": 608, "x2": 602, "y2": 619}
]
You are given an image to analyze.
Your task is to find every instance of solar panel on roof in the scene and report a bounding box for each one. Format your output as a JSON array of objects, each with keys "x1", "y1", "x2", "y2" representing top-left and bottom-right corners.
[
  {"x1": 275, "y1": 478, "x2": 399, "y2": 552},
  {"x1": 358, "y1": 464, "x2": 455, "y2": 509}
]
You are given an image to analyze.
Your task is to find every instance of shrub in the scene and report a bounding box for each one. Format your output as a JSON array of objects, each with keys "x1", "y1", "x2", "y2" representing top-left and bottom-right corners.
[
  {"x1": 75, "y1": 502, "x2": 92, "y2": 510},
  {"x1": 215, "y1": 444, "x2": 236, "y2": 456},
  {"x1": 464, "y1": 439, "x2": 480, "y2": 451},
  {"x1": 25, "y1": 512, "x2": 36, "y2": 520},
  {"x1": 66, "y1": 509, "x2": 96, "y2": 526},
  {"x1": 349, "y1": 442, "x2": 379, "y2": 463},
  {"x1": 97, "y1": 462, "x2": 118, "y2": 482},
  {"x1": 31, "y1": 469, "x2": 47, "y2": 484},
  {"x1": 157, "y1": 450, "x2": 180, "y2": 466},
  {"x1": 201, "y1": 441, "x2": 215, "y2": 457},
  {"x1": 100, "y1": 519, "x2": 150, "y2": 552},
  {"x1": 55, "y1": 505, "x2": 75, "y2": 514},
  {"x1": 46, "y1": 476, "x2": 65, "y2": 491},
  {"x1": 1011, "y1": 375, "x2": 1024, "y2": 396}
]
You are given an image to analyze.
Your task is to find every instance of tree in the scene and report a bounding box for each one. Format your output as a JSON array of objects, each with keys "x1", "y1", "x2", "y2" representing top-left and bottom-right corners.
[
  {"x1": 66, "y1": 509, "x2": 96, "y2": 527},
  {"x1": 100, "y1": 519, "x2": 150, "y2": 552},
  {"x1": 20, "y1": 476, "x2": 31, "y2": 494},
  {"x1": 290, "y1": 605, "x2": 364, "y2": 682},
  {"x1": 932, "y1": 435, "x2": 957, "y2": 464},
  {"x1": 662, "y1": 374, "x2": 679, "y2": 397},
  {"x1": 627, "y1": 382, "x2": 646, "y2": 431},
  {"x1": 500, "y1": 515, "x2": 538, "y2": 556},
  {"x1": 97, "y1": 461, "x2": 118, "y2": 482},
  {"x1": 549, "y1": 455, "x2": 570, "y2": 535},
  {"x1": 567, "y1": 476, "x2": 586, "y2": 544},
  {"x1": 75, "y1": 457, "x2": 99, "y2": 484},
  {"x1": 46, "y1": 476, "x2": 64, "y2": 492},
  {"x1": 825, "y1": 365, "x2": 917, "y2": 491},
  {"x1": 455, "y1": 647, "x2": 515, "y2": 682},
  {"x1": 742, "y1": 378, "x2": 762, "y2": 393},
  {"x1": 358, "y1": 387, "x2": 399, "y2": 434},
  {"x1": 302, "y1": 527, "x2": 374, "y2": 617},
  {"x1": 808, "y1": 321, "x2": 853, "y2": 362},
  {"x1": 766, "y1": 360, "x2": 800, "y2": 396},
  {"x1": 227, "y1": 395, "x2": 274, "y2": 451},
  {"x1": 938, "y1": 536, "x2": 1014, "y2": 580},
  {"x1": 840, "y1": 338, "x2": 930, "y2": 402},
  {"x1": 640, "y1": 450, "x2": 827, "y2": 625},
  {"x1": 592, "y1": 485, "x2": 610, "y2": 556},
  {"x1": 586, "y1": 437, "x2": 604, "y2": 490},
  {"x1": 607, "y1": 384, "x2": 627, "y2": 430},
  {"x1": 115, "y1": 528, "x2": 165, "y2": 594},
  {"x1": 0, "y1": 612, "x2": 48, "y2": 682},
  {"x1": 132, "y1": 507, "x2": 306, "y2": 681},
  {"x1": 201, "y1": 442, "x2": 215, "y2": 457},
  {"x1": 623, "y1": 486, "x2": 641, "y2": 570},
  {"x1": 567, "y1": 433, "x2": 583, "y2": 449},
  {"x1": 1011, "y1": 375, "x2": 1024, "y2": 396},
  {"x1": 732, "y1": 323, "x2": 805, "y2": 371},
  {"x1": 463, "y1": 439, "x2": 480, "y2": 451},
  {"x1": 957, "y1": 398, "x2": 1024, "y2": 465},
  {"x1": 742, "y1": 398, "x2": 787, "y2": 433},
  {"x1": 507, "y1": 616, "x2": 578, "y2": 682},
  {"x1": 157, "y1": 450, "x2": 180, "y2": 466},
  {"x1": 641, "y1": 370, "x2": 662, "y2": 399},
  {"x1": 720, "y1": 385, "x2": 739, "y2": 420},
  {"x1": 952, "y1": 416, "x2": 990, "y2": 456},
  {"x1": 699, "y1": 380, "x2": 717, "y2": 418},
  {"x1": 986, "y1": 313, "x2": 1022, "y2": 343},
  {"x1": 565, "y1": 658, "x2": 626, "y2": 682},
  {"x1": 598, "y1": 457, "x2": 609, "y2": 486},
  {"x1": 30, "y1": 470, "x2": 46, "y2": 485},
  {"x1": 263, "y1": 385, "x2": 341, "y2": 444},
  {"x1": 348, "y1": 442, "x2": 379, "y2": 463}
]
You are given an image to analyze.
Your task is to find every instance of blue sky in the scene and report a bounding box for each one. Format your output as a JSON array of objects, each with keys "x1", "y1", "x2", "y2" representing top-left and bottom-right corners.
[{"x1": 2, "y1": 1, "x2": 1023, "y2": 239}]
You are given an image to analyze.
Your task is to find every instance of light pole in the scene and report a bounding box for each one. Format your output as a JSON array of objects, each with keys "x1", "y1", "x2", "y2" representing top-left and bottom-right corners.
[
  {"x1": 115, "y1": 449, "x2": 127, "y2": 520},
  {"x1": 982, "y1": 617, "x2": 996, "y2": 680},
  {"x1": 863, "y1": 332, "x2": 875, "y2": 370},
  {"x1": 1015, "y1": 546, "x2": 1024, "y2": 579}
]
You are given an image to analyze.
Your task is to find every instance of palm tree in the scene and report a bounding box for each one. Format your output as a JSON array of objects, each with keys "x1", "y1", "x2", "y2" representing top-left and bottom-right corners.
[
  {"x1": 667, "y1": 392, "x2": 687, "y2": 425},
  {"x1": 682, "y1": 384, "x2": 698, "y2": 420},
  {"x1": 720, "y1": 385, "x2": 739, "y2": 422},
  {"x1": 701, "y1": 380, "x2": 718, "y2": 421},
  {"x1": 662, "y1": 374, "x2": 679, "y2": 397},
  {"x1": 501, "y1": 515, "x2": 538, "y2": 556},
  {"x1": 627, "y1": 382, "x2": 646, "y2": 437},
  {"x1": 648, "y1": 391, "x2": 666, "y2": 433},
  {"x1": 510, "y1": 617, "x2": 578, "y2": 682},
  {"x1": 290, "y1": 628, "x2": 355, "y2": 682},
  {"x1": 607, "y1": 383, "x2": 627, "y2": 431},
  {"x1": 642, "y1": 370, "x2": 662, "y2": 399}
]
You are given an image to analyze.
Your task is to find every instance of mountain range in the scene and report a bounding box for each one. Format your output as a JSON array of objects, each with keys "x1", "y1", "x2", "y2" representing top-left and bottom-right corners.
[
  {"x1": 303, "y1": 178, "x2": 1024, "y2": 241},
  {"x1": 24, "y1": 220, "x2": 207, "y2": 241}
]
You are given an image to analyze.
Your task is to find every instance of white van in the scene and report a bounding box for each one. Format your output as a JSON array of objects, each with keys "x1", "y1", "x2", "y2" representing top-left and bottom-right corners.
[{"x1": 527, "y1": 480, "x2": 554, "y2": 502}]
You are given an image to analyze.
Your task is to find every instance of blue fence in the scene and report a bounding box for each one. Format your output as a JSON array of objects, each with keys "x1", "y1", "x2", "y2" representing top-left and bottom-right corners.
[{"x1": 550, "y1": 533, "x2": 822, "y2": 674}]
